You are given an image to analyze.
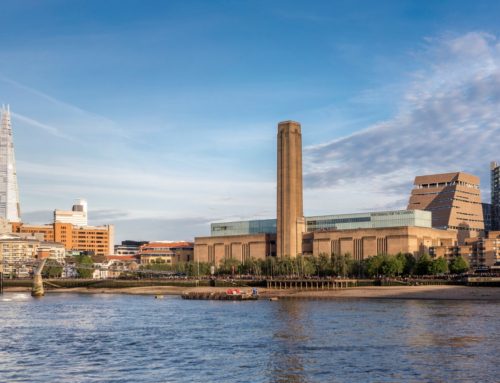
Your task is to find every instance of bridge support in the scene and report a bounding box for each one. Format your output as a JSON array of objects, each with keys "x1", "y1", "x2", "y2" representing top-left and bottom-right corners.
[{"x1": 31, "y1": 258, "x2": 48, "y2": 298}]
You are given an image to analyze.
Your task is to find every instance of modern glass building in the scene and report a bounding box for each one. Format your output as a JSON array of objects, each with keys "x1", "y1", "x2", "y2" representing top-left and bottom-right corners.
[
  {"x1": 211, "y1": 210, "x2": 432, "y2": 237},
  {"x1": 482, "y1": 202, "x2": 492, "y2": 232},
  {"x1": 491, "y1": 161, "x2": 500, "y2": 231},
  {"x1": 211, "y1": 219, "x2": 277, "y2": 236}
]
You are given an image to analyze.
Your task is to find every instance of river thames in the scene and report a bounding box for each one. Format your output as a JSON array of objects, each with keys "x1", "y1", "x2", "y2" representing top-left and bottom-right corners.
[{"x1": 0, "y1": 293, "x2": 498, "y2": 382}]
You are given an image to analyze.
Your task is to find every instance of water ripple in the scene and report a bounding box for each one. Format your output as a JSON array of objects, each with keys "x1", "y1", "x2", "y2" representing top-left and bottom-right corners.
[{"x1": 0, "y1": 293, "x2": 498, "y2": 382}]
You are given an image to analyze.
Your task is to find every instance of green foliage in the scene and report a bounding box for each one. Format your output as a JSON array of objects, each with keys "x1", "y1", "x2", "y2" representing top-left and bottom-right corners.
[
  {"x1": 144, "y1": 262, "x2": 171, "y2": 271},
  {"x1": 42, "y1": 261, "x2": 63, "y2": 278},
  {"x1": 381, "y1": 255, "x2": 404, "y2": 277},
  {"x1": 301, "y1": 256, "x2": 317, "y2": 276},
  {"x1": 140, "y1": 261, "x2": 212, "y2": 277},
  {"x1": 217, "y1": 258, "x2": 241, "y2": 275},
  {"x1": 364, "y1": 254, "x2": 384, "y2": 277},
  {"x1": 429, "y1": 257, "x2": 449, "y2": 275},
  {"x1": 238, "y1": 258, "x2": 263, "y2": 276},
  {"x1": 414, "y1": 253, "x2": 432, "y2": 275},
  {"x1": 212, "y1": 254, "x2": 356, "y2": 278},
  {"x1": 316, "y1": 253, "x2": 331, "y2": 277},
  {"x1": 396, "y1": 253, "x2": 416, "y2": 275},
  {"x1": 74, "y1": 255, "x2": 94, "y2": 278},
  {"x1": 364, "y1": 254, "x2": 404, "y2": 277},
  {"x1": 332, "y1": 253, "x2": 354, "y2": 277},
  {"x1": 449, "y1": 255, "x2": 469, "y2": 274},
  {"x1": 151, "y1": 252, "x2": 461, "y2": 279}
]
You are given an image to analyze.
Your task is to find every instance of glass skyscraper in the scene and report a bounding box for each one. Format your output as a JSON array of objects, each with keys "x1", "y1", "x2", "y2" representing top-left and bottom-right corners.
[
  {"x1": 0, "y1": 105, "x2": 21, "y2": 222},
  {"x1": 490, "y1": 161, "x2": 500, "y2": 231}
]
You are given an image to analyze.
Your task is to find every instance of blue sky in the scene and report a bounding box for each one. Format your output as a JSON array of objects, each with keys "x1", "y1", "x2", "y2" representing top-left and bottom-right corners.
[{"x1": 1, "y1": 1, "x2": 500, "y2": 242}]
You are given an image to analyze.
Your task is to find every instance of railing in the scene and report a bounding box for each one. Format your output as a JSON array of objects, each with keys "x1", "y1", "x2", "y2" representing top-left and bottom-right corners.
[{"x1": 266, "y1": 279, "x2": 357, "y2": 290}]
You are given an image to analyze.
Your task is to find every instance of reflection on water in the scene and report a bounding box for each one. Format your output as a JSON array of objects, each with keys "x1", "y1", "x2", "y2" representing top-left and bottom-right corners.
[
  {"x1": 269, "y1": 301, "x2": 308, "y2": 383},
  {"x1": 0, "y1": 293, "x2": 498, "y2": 383}
]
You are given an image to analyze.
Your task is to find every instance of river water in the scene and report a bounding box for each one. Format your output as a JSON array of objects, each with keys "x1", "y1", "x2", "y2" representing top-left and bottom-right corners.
[{"x1": 0, "y1": 293, "x2": 498, "y2": 382}]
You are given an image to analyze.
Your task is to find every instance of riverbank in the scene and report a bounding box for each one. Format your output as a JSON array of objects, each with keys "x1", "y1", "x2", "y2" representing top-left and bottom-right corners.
[{"x1": 4, "y1": 285, "x2": 500, "y2": 300}]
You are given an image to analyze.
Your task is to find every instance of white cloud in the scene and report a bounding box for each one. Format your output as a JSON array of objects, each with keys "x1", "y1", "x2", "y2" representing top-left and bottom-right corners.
[
  {"x1": 13, "y1": 31, "x2": 500, "y2": 239},
  {"x1": 304, "y1": 32, "x2": 500, "y2": 213}
]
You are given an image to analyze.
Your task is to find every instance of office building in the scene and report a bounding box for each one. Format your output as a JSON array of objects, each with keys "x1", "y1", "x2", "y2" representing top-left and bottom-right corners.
[
  {"x1": 54, "y1": 199, "x2": 88, "y2": 226},
  {"x1": 491, "y1": 161, "x2": 500, "y2": 231},
  {"x1": 482, "y1": 203, "x2": 492, "y2": 232},
  {"x1": 407, "y1": 172, "x2": 484, "y2": 243},
  {"x1": 114, "y1": 240, "x2": 148, "y2": 256},
  {"x1": 11, "y1": 221, "x2": 114, "y2": 256},
  {"x1": 0, "y1": 105, "x2": 21, "y2": 223},
  {"x1": 138, "y1": 242, "x2": 193, "y2": 264}
]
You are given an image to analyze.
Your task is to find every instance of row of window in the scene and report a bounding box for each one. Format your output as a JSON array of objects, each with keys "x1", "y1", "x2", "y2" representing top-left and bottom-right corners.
[
  {"x1": 418, "y1": 181, "x2": 479, "y2": 189},
  {"x1": 308, "y1": 217, "x2": 371, "y2": 226}
]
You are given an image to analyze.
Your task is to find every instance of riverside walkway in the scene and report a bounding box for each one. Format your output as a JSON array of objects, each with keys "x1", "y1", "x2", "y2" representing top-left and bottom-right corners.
[{"x1": 266, "y1": 279, "x2": 357, "y2": 290}]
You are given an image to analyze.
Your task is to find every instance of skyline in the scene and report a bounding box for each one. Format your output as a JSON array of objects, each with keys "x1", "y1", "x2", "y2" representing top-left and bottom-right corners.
[{"x1": 2, "y1": 1, "x2": 500, "y2": 241}]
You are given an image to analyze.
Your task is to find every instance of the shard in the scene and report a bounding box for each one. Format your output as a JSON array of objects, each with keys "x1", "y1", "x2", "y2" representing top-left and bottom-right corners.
[{"x1": 0, "y1": 105, "x2": 21, "y2": 222}]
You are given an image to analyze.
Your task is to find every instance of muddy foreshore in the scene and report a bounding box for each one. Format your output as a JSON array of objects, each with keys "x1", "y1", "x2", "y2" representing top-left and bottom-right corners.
[{"x1": 4, "y1": 285, "x2": 500, "y2": 300}]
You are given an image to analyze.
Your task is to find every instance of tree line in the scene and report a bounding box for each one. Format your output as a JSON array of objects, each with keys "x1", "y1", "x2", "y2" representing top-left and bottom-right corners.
[
  {"x1": 140, "y1": 252, "x2": 470, "y2": 278},
  {"x1": 41, "y1": 252, "x2": 470, "y2": 279}
]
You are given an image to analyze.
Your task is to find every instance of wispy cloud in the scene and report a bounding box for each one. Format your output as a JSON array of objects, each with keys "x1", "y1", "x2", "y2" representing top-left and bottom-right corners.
[
  {"x1": 1, "y1": 75, "x2": 112, "y2": 122},
  {"x1": 304, "y1": 32, "x2": 500, "y2": 204},
  {"x1": 0, "y1": 75, "x2": 128, "y2": 139},
  {"x1": 11, "y1": 112, "x2": 75, "y2": 141}
]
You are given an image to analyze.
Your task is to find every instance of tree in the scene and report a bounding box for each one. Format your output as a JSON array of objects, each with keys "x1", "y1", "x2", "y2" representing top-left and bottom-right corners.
[
  {"x1": 396, "y1": 253, "x2": 416, "y2": 275},
  {"x1": 365, "y1": 254, "x2": 384, "y2": 277},
  {"x1": 414, "y1": 253, "x2": 432, "y2": 275},
  {"x1": 332, "y1": 253, "x2": 351, "y2": 277},
  {"x1": 74, "y1": 255, "x2": 94, "y2": 278},
  {"x1": 275, "y1": 257, "x2": 295, "y2": 277},
  {"x1": 42, "y1": 261, "x2": 63, "y2": 278},
  {"x1": 239, "y1": 258, "x2": 261, "y2": 276},
  {"x1": 449, "y1": 256, "x2": 469, "y2": 274},
  {"x1": 260, "y1": 257, "x2": 276, "y2": 277},
  {"x1": 317, "y1": 253, "x2": 331, "y2": 277},
  {"x1": 380, "y1": 255, "x2": 404, "y2": 277},
  {"x1": 429, "y1": 257, "x2": 449, "y2": 275},
  {"x1": 301, "y1": 255, "x2": 317, "y2": 276},
  {"x1": 217, "y1": 258, "x2": 241, "y2": 276}
]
